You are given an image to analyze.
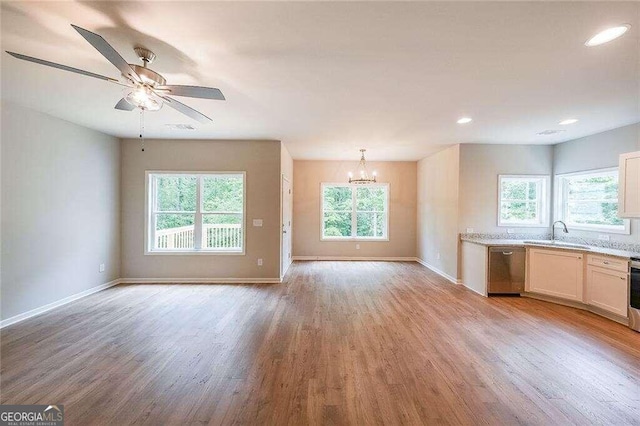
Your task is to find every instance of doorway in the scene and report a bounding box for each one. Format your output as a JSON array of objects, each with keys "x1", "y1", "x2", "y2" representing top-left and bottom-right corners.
[{"x1": 281, "y1": 175, "x2": 292, "y2": 277}]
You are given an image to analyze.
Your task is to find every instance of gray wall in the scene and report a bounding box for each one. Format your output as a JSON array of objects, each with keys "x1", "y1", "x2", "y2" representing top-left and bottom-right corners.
[
  {"x1": 553, "y1": 123, "x2": 640, "y2": 243},
  {"x1": 1, "y1": 102, "x2": 120, "y2": 321},
  {"x1": 458, "y1": 144, "x2": 555, "y2": 234},
  {"x1": 120, "y1": 139, "x2": 282, "y2": 280},
  {"x1": 416, "y1": 145, "x2": 460, "y2": 280}
]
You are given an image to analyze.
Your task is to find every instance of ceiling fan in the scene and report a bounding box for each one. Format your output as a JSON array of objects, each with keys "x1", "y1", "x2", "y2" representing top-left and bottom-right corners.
[{"x1": 6, "y1": 24, "x2": 224, "y2": 123}]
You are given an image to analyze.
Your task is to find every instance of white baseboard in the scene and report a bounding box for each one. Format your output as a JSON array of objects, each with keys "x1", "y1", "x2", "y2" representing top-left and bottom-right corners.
[
  {"x1": 414, "y1": 258, "x2": 461, "y2": 285},
  {"x1": 120, "y1": 277, "x2": 282, "y2": 284},
  {"x1": 292, "y1": 256, "x2": 416, "y2": 261},
  {"x1": 0, "y1": 279, "x2": 121, "y2": 329},
  {"x1": 461, "y1": 283, "x2": 485, "y2": 297}
]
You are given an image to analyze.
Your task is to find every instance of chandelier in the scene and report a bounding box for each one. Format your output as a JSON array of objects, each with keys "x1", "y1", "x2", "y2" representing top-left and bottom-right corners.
[{"x1": 348, "y1": 149, "x2": 377, "y2": 184}]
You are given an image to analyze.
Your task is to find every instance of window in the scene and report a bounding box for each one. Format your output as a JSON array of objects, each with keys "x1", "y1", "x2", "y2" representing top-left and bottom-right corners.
[
  {"x1": 321, "y1": 183, "x2": 389, "y2": 240},
  {"x1": 146, "y1": 172, "x2": 245, "y2": 254},
  {"x1": 555, "y1": 168, "x2": 630, "y2": 234},
  {"x1": 498, "y1": 175, "x2": 550, "y2": 227}
]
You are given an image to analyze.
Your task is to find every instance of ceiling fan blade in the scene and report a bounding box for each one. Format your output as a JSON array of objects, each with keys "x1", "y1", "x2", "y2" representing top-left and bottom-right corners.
[
  {"x1": 161, "y1": 96, "x2": 212, "y2": 123},
  {"x1": 156, "y1": 85, "x2": 225, "y2": 100},
  {"x1": 71, "y1": 24, "x2": 142, "y2": 84},
  {"x1": 115, "y1": 98, "x2": 135, "y2": 111},
  {"x1": 6, "y1": 51, "x2": 119, "y2": 82}
]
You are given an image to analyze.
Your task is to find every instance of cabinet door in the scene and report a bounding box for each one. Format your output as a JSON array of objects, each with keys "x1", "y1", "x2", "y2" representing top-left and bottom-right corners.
[
  {"x1": 586, "y1": 266, "x2": 628, "y2": 317},
  {"x1": 528, "y1": 249, "x2": 584, "y2": 302},
  {"x1": 619, "y1": 151, "x2": 640, "y2": 218}
]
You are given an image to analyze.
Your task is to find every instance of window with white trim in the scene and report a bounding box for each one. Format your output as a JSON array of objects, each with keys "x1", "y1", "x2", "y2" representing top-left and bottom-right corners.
[
  {"x1": 555, "y1": 168, "x2": 630, "y2": 234},
  {"x1": 498, "y1": 175, "x2": 550, "y2": 227},
  {"x1": 321, "y1": 183, "x2": 389, "y2": 240},
  {"x1": 147, "y1": 172, "x2": 245, "y2": 253}
]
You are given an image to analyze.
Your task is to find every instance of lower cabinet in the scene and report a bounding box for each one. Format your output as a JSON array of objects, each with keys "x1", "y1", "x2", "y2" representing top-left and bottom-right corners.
[
  {"x1": 586, "y1": 265, "x2": 629, "y2": 318},
  {"x1": 527, "y1": 248, "x2": 584, "y2": 302}
]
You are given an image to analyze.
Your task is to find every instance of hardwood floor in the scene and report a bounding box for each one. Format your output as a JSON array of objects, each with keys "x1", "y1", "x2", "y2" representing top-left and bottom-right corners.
[{"x1": 1, "y1": 261, "x2": 639, "y2": 425}]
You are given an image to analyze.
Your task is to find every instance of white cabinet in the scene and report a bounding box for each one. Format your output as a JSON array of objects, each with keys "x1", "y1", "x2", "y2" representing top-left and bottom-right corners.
[
  {"x1": 586, "y1": 255, "x2": 629, "y2": 318},
  {"x1": 527, "y1": 248, "x2": 584, "y2": 302},
  {"x1": 619, "y1": 151, "x2": 640, "y2": 218}
]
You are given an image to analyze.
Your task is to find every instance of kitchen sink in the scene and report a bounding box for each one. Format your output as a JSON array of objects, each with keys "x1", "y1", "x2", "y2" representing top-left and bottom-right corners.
[{"x1": 523, "y1": 240, "x2": 592, "y2": 250}]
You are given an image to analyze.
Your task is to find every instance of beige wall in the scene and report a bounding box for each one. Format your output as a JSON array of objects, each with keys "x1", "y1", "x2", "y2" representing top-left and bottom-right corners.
[
  {"x1": 458, "y1": 144, "x2": 554, "y2": 235},
  {"x1": 554, "y1": 123, "x2": 640, "y2": 243},
  {"x1": 293, "y1": 160, "x2": 416, "y2": 258},
  {"x1": 416, "y1": 145, "x2": 460, "y2": 280},
  {"x1": 121, "y1": 139, "x2": 282, "y2": 280},
  {"x1": 1, "y1": 102, "x2": 120, "y2": 321}
]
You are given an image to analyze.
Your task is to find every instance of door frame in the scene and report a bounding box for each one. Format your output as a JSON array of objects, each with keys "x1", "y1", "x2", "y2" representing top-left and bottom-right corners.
[{"x1": 280, "y1": 174, "x2": 292, "y2": 279}]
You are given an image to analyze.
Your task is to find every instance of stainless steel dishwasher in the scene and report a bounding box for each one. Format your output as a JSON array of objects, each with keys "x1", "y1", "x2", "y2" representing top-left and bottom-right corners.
[{"x1": 488, "y1": 247, "x2": 526, "y2": 294}]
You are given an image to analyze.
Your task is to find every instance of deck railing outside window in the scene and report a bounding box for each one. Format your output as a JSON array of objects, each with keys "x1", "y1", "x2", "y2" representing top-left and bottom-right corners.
[{"x1": 155, "y1": 223, "x2": 242, "y2": 250}]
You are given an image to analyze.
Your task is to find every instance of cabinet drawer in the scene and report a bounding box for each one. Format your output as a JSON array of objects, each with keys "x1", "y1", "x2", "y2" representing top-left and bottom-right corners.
[{"x1": 587, "y1": 255, "x2": 628, "y2": 273}]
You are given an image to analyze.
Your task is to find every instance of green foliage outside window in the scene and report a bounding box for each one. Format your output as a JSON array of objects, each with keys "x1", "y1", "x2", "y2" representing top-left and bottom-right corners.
[
  {"x1": 156, "y1": 176, "x2": 197, "y2": 230},
  {"x1": 500, "y1": 179, "x2": 541, "y2": 223},
  {"x1": 323, "y1": 186, "x2": 353, "y2": 237},
  {"x1": 322, "y1": 185, "x2": 387, "y2": 238},
  {"x1": 564, "y1": 175, "x2": 623, "y2": 226},
  {"x1": 154, "y1": 175, "x2": 243, "y2": 230}
]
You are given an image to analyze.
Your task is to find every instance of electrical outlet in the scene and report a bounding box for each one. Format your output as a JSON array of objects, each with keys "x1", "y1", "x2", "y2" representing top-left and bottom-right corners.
[
  {"x1": 257, "y1": 258, "x2": 263, "y2": 266},
  {"x1": 598, "y1": 235, "x2": 611, "y2": 241},
  {"x1": 356, "y1": 244, "x2": 360, "y2": 250},
  {"x1": 507, "y1": 228, "x2": 515, "y2": 234},
  {"x1": 436, "y1": 252, "x2": 441, "y2": 260},
  {"x1": 466, "y1": 228, "x2": 474, "y2": 233},
  {"x1": 99, "y1": 263, "x2": 105, "y2": 273}
]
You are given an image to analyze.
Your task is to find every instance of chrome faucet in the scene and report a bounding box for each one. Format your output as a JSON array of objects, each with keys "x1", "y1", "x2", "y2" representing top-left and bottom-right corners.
[{"x1": 552, "y1": 220, "x2": 569, "y2": 241}]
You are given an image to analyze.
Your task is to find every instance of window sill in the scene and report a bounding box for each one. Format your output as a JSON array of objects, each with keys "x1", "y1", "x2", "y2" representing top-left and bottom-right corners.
[
  {"x1": 321, "y1": 237, "x2": 389, "y2": 242},
  {"x1": 145, "y1": 249, "x2": 245, "y2": 256},
  {"x1": 498, "y1": 223, "x2": 549, "y2": 228},
  {"x1": 565, "y1": 224, "x2": 630, "y2": 235}
]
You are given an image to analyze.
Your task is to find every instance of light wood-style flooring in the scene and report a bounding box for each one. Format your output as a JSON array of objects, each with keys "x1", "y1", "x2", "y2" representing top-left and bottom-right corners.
[{"x1": 1, "y1": 261, "x2": 639, "y2": 425}]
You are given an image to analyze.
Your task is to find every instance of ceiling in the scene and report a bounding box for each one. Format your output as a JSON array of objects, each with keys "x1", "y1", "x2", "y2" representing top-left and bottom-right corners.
[{"x1": 1, "y1": 1, "x2": 639, "y2": 160}]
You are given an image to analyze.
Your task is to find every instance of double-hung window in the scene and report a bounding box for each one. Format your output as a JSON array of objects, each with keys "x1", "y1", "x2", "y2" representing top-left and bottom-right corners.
[
  {"x1": 555, "y1": 168, "x2": 630, "y2": 234},
  {"x1": 146, "y1": 172, "x2": 245, "y2": 254},
  {"x1": 321, "y1": 183, "x2": 389, "y2": 240},
  {"x1": 498, "y1": 175, "x2": 550, "y2": 227}
]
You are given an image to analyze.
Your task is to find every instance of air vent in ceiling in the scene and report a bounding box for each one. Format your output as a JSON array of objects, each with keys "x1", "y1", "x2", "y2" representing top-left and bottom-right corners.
[
  {"x1": 536, "y1": 129, "x2": 566, "y2": 136},
  {"x1": 166, "y1": 124, "x2": 196, "y2": 130}
]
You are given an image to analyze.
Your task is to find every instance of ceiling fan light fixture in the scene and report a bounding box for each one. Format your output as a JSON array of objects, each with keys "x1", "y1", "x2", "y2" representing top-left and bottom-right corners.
[{"x1": 125, "y1": 87, "x2": 163, "y2": 111}]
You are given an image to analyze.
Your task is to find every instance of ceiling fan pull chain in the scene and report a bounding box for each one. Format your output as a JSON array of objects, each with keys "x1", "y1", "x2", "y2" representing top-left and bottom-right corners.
[{"x1": 140, "y1": 108, "x2": 145, "y2": 152}]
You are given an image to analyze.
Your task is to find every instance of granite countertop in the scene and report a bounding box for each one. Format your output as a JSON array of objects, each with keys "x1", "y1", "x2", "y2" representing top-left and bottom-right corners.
[{"x1": 460, "y1": 237, "x2": 640, "y2": 260}]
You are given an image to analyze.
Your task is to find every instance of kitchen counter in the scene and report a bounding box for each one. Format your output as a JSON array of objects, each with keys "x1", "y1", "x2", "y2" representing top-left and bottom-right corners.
[{"x1": 460, "y1": 237, "x2": 640, "y2": 260}]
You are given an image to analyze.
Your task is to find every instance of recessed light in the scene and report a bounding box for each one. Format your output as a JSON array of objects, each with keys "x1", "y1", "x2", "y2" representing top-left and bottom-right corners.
[
  {"x1": 559, "y1": 118, "x2": 579, "y2": 125},
  {"x1": 585, "y1": 24, "x2": 630, "y2": 47},
  {"x1": 457, "y1": 117, "x2": 472, "y2": 124}
]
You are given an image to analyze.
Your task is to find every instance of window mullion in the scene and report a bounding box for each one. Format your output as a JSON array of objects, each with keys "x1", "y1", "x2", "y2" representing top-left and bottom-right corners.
[{"x1": 194, "y1": 175, "x2": 203, "y2": 249}]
